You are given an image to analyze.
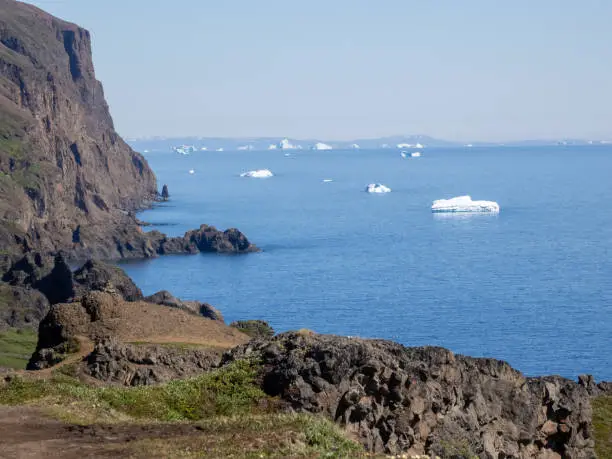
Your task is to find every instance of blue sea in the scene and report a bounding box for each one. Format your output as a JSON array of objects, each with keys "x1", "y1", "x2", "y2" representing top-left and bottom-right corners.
[{"x1": 121, "y1": 146, "x2": 612, "y2": 380}]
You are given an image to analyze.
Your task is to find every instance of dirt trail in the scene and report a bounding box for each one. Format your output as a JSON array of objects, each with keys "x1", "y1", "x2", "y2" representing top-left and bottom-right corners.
[{"x1": 0, "y1": 406, "x2": 206, "y2": 459}]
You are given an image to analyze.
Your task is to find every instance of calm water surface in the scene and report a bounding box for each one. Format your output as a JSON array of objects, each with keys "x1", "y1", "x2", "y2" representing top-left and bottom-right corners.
[{"x1": 120, "y1": 146, "x2": 612, "y2": 380}]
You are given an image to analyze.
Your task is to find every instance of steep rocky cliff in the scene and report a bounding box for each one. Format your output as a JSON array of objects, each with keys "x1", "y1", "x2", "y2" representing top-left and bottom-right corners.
[{"x1": 0, "y1": 0, "x2": 157, "y2": 260}]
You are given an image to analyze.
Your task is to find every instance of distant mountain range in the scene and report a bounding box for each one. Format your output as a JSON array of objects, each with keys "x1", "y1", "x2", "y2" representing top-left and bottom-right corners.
[{"x1": 125, "y1": 135, "x2": 612, "y2": 153}]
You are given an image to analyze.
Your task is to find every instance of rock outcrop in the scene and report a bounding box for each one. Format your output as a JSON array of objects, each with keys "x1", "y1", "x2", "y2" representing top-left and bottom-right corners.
[
  {"x1": 160, "y1": 184, "x2": 169, "y2": 201},
  {"x1": 144, "y1": 290, "x2": 223, "y2": 321},
  {"x1": 28, "y1": 290, "x2": 248, "y2": 370},
  {"x1": 0, "y1": 282, "x2": 49, "y2": 330},
  {"x1": 151, "y1": 224, "x2": 259, "y2": 255},
  {"x1": 225, "y1": 332, "x2": 596, "y2": 458},
  {"x1": 73, "y1": 259, "x2": 143, "y2": 302},
  {"x1": 84, "y1": 338, "x2": 221, "y2": 386},
  {"x1": 0, "y1": 0, "x2": 157, "y2": 260}
]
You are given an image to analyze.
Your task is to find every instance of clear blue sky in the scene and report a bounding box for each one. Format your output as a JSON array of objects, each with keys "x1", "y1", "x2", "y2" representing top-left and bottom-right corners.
[{"x1": 25, "y1": 0, "x2": 612, "y2": 141}]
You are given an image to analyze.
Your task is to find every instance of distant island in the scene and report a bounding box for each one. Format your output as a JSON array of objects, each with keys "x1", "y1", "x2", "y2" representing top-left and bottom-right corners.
[{"x1": 126, "y1": 135, "x2": 612, "y2": 153}]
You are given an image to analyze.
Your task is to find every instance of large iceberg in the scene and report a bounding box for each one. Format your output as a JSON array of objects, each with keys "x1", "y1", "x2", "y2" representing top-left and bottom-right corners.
[
  {"x1": 365, "y1": 183, "x2": 391, "y2": 193},
  {"x1": 313, "y1": 142, "x2": 333, "y2": 150},
  {"x1": 431, "y1": 195, "x2": 500, "y2": 213},
  {"x1": 240, "y1": 169, "x2": 274, "y2": 178}
]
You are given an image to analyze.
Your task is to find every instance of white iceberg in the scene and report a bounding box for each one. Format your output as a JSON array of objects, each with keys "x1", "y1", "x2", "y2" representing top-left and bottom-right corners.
[
  {"x1": 240, "y1": 169, "x2": 274, "y2": 178},
  {"x1": 200, "y1": 147, "x2": 208, "y2": 151},
  {"x1": 365, "y1": 183, "x2": 391, "y2": 193},
  {"x1": 279, "y1": 138, "x2": 297, "y2": 150},
  {"x1": 313, "y1": 142, "x2": 333, "y2": 150},
  {"x1": 268, "y1": 144, "x2": 278, "y2": 150},
  {"x1": 237, "y1": 145, "x2": 253, "y2": 151},
  {"x1": 431, "y1": 196, "x2": 500, "y2": 213},
  {"x1": 351, "y1": 143, "x2": 360, "y2": 149},
  {"x1": 322, "y1": 179, "x2": 333, "y2": 183},
  {"x1": 411, "y1": 151, "x2": 421, "y2": 157},
  {"x1": 189, "y1": 169, "x2": 195, "y2": 175},
  {"x1": 216, "y1": 147, "x2": 224, "y2": 152},
  {"x1": 400, "y1": 151, "x2": 408, "y2": 158}
]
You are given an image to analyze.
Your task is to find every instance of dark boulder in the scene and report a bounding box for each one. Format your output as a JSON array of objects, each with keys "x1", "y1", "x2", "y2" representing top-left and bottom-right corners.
[
  {"x1": 144, "y1": 290, "x2": 224, "y2": 322},
  {"x1": 0, "y1": 283, "x2": 50, "y2": 331},
  {"x1": 224, "y1": 332, "x2": 596, "y2": 458},
  {"x1": 73, "y1": 260, "x2": 143, "y2": 301}
]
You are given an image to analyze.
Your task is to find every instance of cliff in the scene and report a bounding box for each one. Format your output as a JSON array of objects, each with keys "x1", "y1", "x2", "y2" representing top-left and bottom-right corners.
[{"x1": 0, "y1": 0, "x2": 157, "y2": 260}]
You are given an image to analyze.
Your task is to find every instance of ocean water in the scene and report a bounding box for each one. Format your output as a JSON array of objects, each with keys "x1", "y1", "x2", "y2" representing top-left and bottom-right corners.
[{"x1": 120, "y1": 146, "x2": 612, "y2": 380}]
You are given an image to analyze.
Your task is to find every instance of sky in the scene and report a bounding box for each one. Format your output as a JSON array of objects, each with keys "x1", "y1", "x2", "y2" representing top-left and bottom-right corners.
[{"x1": 24, "y1": 0, "x2": 612, "y2": 142}]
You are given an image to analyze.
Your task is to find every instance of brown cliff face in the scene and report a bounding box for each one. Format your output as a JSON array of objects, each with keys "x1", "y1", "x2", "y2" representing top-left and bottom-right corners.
[{"x1": 0, "y1": 0, "x2": 157, "y2": 260}]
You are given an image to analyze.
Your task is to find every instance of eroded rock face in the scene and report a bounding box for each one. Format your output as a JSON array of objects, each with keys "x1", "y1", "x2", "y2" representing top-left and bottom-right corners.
[
  {"x1": 224, "y1": 332, "x2": 596, "y2": 458},
  {"x1": 84, "y1": 338, "x2": 220, "y2": 386}
]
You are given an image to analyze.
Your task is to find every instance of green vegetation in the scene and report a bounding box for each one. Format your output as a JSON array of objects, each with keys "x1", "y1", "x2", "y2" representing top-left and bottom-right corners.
[
  {"x1": 593, "y1": 395, "x2": 612, "y2": 459},
  {"x1": 0, "y1": 359, "x2": 264, "y2": 421},
  {"x1": 230, "y1": 319, "x2": 275, "y2": 339},
  {"x1": 98, "y1": 414, "x2": 362, "y2": 458},
  {"x1": 0, "y1": 358, "x2": 363, "y2": 457},
  {"x1": 0, "y1": 328, "x2": 37, "y2": 369}
]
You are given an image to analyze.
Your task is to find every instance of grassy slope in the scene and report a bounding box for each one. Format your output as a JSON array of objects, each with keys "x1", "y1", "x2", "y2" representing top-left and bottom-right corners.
[
  {"x1": 0, "y1": 328, "x2": 37, "y2": 369},
  {"x1": 0, "y1": 360, "x2": 362, "y2": 458},
  {"x1": 593, "y1": 395, "x2": 612, "y2": 459}
]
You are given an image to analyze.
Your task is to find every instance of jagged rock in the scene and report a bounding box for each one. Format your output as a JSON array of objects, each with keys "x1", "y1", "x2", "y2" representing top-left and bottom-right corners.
[
  {"x1": 0, "y1": 283, "x2": 50, "y2": 330},
  {"x1": 144, "y1": 290, "x2": 223, "y2": 321},
  {"x1": 84, "y1": 338, "x2": 220, "y2": 386},
  {"x1": 229, "y1": 320, "x2": 274, "y2": 339},
  {"x1": 73, "y1": 260, "x2": 143, "y2": 301},
  {"x1": 161, "y1": 184, "x2": 170, "y2": 201},
  {"x1": 224, "y1": 332, "x2": 596, "y2": 458},
  {"x1": 578, "y1": 374, "x2": 612, "y2": 397}
]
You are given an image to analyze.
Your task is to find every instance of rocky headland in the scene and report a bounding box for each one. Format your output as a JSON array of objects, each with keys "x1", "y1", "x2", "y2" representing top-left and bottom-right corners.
[{"x1": 0, "y1": 1, "x2": 610, "y2": 458}]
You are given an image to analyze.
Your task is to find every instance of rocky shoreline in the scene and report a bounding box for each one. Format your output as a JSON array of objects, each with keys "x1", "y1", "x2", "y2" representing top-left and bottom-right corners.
[{"x1": 0, "y1": 1, "x2": 610, "y2": 458}]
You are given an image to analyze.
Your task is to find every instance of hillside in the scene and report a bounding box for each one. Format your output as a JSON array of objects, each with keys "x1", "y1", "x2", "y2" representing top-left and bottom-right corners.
[{"x1": 0, "y1": 0, "x2": 157, "y2": 260}]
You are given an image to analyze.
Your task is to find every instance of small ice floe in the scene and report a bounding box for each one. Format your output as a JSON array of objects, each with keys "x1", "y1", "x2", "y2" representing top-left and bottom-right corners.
[
  {"x1": 240, "y1": 169, "x2": 274, "y2": 178},
  {"x1": 189, "y1": 169, "x2": 195, "y2": 175},
  {"x1": 284, "y1": 153, "x2": 291, "y2": 157},
  {"x1": 365, "y1": 183, "x2": 391, "y2": 193},
  {"x1": 411, "y1": 151, "x2": 422, "y2": 157},
  {"x1": 322, "y1": 179, "x2": 333, "y2": 183},
  {"x1": 400, "y1": 151, "x2": 408, "y2": 158},
  {"x1": 431, "y1": 195, "x2": 499, "y2": 213}
]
